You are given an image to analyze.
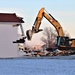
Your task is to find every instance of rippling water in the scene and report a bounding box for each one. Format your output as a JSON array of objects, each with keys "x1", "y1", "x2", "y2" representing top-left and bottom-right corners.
[{"x1": 0, "y1": 56, "x2": 75, "y2": 75}]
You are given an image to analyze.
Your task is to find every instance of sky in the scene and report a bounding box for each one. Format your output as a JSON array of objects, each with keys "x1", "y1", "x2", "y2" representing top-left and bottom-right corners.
[{"x1": 0, "y1": 0, "x2": 75, "y2": 45}]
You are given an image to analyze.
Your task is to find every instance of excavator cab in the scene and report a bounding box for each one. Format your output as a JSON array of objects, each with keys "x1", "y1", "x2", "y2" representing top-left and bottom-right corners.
[
  {"x1": 57, "y1": 36, "x2": 69, "y2": 47},
  {"x1": 57, "y1": 36, "x2": 75, "y2": 50}
]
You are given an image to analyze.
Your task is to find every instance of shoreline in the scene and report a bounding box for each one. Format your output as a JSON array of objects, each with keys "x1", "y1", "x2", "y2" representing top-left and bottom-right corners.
[{"x1": 0, "y1": 55, "x2": 75, "y2": 60}]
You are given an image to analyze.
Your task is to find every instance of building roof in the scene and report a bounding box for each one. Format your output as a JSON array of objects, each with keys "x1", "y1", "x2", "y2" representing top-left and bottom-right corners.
[{"x1": 0, "y1": 13, "x2": 24, "y2": 23}]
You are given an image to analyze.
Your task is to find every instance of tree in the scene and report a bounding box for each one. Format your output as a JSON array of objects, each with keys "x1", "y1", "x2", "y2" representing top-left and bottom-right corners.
[
  {"x1": 41, "y1": 27, "x2": 70, "y2": 48},
  {"x1": 63, "y1": 30, "x2": 70, "y2": 37},
  {"x1": 41, "y1": 27, "x2": 57, "y2": 48}
]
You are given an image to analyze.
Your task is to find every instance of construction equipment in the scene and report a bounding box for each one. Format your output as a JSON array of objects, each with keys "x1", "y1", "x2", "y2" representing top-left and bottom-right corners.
[{"x1": 26, "y1": 7, "x2": 75, "y2": 50}]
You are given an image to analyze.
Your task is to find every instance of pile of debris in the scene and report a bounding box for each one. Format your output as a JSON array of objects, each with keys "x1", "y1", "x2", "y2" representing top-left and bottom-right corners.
[{"x1": 18, "y1": 44, "x2": 75, "y2": 57}]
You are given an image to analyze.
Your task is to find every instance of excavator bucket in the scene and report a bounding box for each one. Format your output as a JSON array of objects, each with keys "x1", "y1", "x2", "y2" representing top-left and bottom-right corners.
[{"x1": 26, "y1": 30, "x2": 33, "y2": 40}]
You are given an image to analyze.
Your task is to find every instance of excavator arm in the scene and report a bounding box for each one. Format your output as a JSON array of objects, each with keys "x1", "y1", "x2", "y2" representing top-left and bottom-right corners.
[
  {"x1": 26, "y1": 7, "x2": 75, "y2": 50},
  {"x1": 26, "y1": 8, "x2": 64, "y2": 40}
]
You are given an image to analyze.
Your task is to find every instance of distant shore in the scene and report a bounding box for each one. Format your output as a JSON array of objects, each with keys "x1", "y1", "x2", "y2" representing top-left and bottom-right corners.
[{"x1": 0, "y1": 55, "x2": 75, "y2": 60}]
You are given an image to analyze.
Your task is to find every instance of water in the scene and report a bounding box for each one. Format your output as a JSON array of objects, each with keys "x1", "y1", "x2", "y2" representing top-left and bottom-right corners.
[{"x1": 0, "y1": 57, "x2": 75, "y2": 75}]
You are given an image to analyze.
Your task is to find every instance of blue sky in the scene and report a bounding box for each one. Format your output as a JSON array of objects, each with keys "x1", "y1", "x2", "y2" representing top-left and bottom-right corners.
[{"x1": 0, "y1": 0, "x2": 75, "y2": 45}]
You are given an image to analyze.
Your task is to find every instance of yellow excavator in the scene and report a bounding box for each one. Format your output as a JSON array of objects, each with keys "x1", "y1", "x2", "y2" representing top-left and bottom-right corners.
[{"x1": 26, "y1": 7, "x2": 75, "y2": 50}]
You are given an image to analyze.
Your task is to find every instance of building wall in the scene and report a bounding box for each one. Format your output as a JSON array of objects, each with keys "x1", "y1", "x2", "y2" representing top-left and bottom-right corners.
[{"x1": 0, "y1": 23, "x2": 18, "y2": 58}]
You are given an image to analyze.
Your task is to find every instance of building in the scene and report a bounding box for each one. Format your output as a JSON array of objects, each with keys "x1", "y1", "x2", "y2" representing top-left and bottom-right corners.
[{"x1": 0, "y1": 13, "x2": 24, "y2": 58}]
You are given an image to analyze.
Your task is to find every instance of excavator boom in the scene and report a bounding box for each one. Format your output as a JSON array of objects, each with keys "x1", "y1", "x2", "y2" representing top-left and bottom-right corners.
[{"x1": 26, "y1": 8, "x2": 64, "y2": 40}]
